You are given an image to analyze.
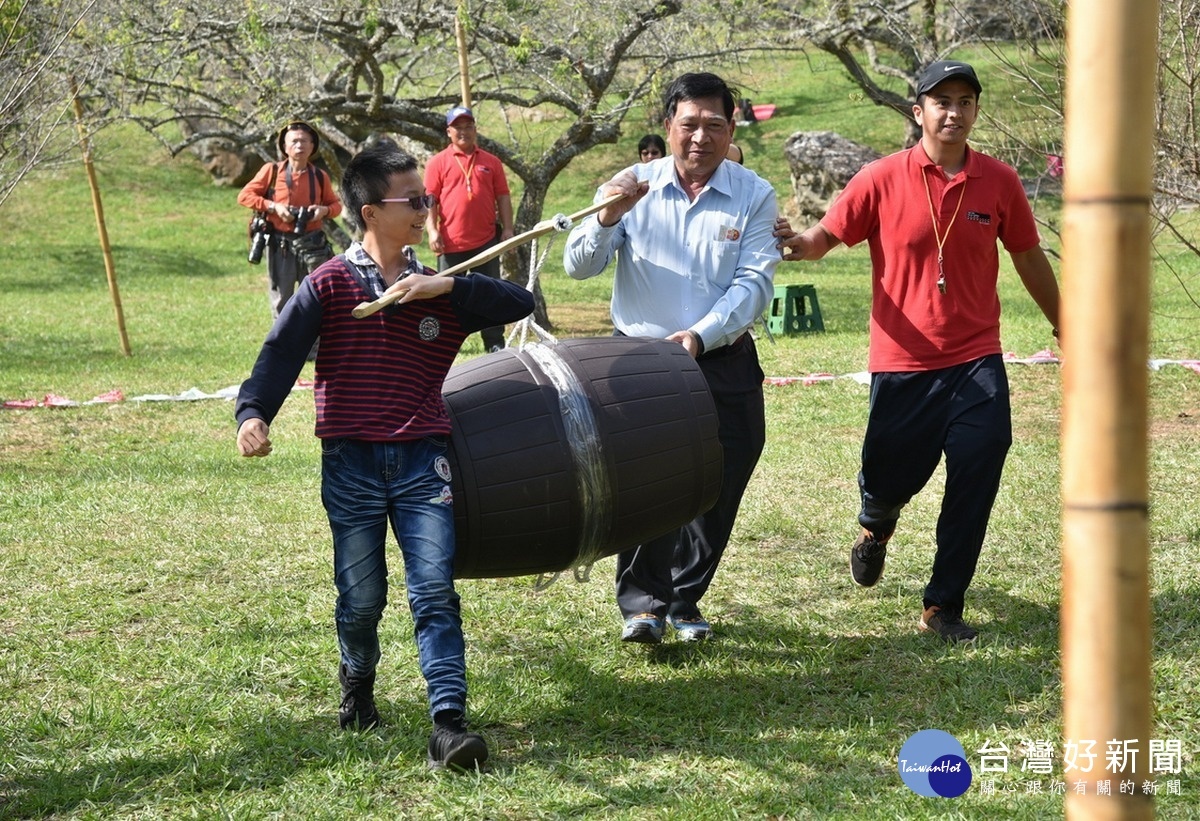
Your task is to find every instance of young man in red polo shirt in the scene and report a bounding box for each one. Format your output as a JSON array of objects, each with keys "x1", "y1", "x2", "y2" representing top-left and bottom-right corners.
[
  {"x1": 424, "y1": 106, "x2": 516, "y2": 353},
  {"x1": 777, "y1": 61, "x2": 1061, "y2": 643}
]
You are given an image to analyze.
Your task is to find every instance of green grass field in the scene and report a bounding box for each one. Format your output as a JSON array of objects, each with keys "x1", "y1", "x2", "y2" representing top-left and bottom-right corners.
[{"x1": 1, "y1": 52, "x2": 1198, "y2": 820}]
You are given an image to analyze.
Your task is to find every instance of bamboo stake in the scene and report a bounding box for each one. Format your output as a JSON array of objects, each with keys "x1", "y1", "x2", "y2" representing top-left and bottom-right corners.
[
  {"x1": 70, "y1": 78, "x2": 131, "y2": 356},
  {"x1": 455, "y1": 7, "x2": 472, "y2": 110},
  {"x1": 1061, "y1": 1, "x2": 1158, "y2": 818},
  {"x1": 352, "y1": 193, "x2": 626, "y2": 318}
]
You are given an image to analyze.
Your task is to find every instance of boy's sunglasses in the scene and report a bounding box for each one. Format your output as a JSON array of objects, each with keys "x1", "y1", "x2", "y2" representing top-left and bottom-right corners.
[{"x1": 377, "y1": 194, "x2": 436, "y2": 210}]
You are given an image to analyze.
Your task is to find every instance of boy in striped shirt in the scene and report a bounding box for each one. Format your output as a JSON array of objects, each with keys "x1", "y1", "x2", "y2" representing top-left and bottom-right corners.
[{"x1": 235, "y1": 143, "x2": 533, "y2": 770}]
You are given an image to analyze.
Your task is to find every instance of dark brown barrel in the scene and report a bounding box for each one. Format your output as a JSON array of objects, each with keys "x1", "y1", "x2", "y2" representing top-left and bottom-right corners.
[{"x1": 442, "y1": 336, "x2": 723, "y2": 578}]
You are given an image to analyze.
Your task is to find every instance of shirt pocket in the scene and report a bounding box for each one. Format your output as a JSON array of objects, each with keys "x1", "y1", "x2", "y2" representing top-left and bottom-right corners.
[{"x1": 699, "y1": 237, "x2": 741, "y2": 289}]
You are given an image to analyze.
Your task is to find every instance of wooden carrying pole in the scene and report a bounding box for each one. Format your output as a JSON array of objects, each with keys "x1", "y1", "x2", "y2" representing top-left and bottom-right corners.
[
  {"x1": 71, "y1": 79, "x2": 131, "y2": 356},
  {"x1": 1061, "y1": 1, "x2": 1158, "y2": 818},
  {"x1": 352, "y1": 193, "x2": 625, "y2": 318}
]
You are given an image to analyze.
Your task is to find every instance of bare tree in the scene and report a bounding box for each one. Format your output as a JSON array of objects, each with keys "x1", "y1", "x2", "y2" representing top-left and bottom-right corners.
[
  {"x1": 24, "y1": 0, "x2": 1194, "y2": 318},
  {"x1": 1153, "y1": 0, "x2": 1200, "y2": 226},
  {"x1": 979, "y1": 0, "x2": 1198, "y2": 299},
  {"x1": 772, "y1": 0, "x2": 1198, "y2": 297},
  {"x1": 771, "y1": 0, "x2": 1063, "y2": 146},
  {"x1": 75, "y1": 0, "x2": 767, "y2": 326},
  {"x1": 1147, "y1": 0, "x2": 1199, "y2": 316},
  {"x1": 0, "y1": 0, "x2": 104, "y2": 207},
  {"x1": 772, "y1": 0, "x2": 963, "y2": 146}
]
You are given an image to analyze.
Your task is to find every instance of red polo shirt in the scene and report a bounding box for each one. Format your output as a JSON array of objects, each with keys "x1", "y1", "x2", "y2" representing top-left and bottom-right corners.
[
  {"x1": 821, "y1": 144, "x2": 1041, "y2": 373},
  {"x1": 424, "y1": 145, "x2": 511, "y2": 253}
]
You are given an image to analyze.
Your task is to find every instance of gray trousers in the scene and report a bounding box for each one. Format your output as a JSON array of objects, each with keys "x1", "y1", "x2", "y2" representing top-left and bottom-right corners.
[{"x1": 266, "y1": 230, "x2": 333, "y2": 318}]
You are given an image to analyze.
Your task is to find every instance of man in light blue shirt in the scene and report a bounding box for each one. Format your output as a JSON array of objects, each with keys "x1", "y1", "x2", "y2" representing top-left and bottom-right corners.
[{"x1": 563, "y1": 72, "x2": 779, "y2": 644}]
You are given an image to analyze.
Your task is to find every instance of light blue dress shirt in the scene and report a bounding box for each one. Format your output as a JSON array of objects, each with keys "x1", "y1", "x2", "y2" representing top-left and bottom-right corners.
[{"x1": 562, "y1": 157, "x2": 779, "y2": 352}]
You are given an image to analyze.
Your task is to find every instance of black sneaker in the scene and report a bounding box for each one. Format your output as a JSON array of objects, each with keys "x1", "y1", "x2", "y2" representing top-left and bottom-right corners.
[
  {"x1": 428, "y1": 723, "x2": 489, "y2": 771},
  {"x1": 920, "y1": 607, "x2": 978, "y2": 644},
  {"x1": 667, "y1": 614, "x2": 712, "y2": 642},
  {"x1": 850, "y1": 531, "x2": 889, "y2": 587},
  {"x1": 620, "y1": 613, "x2": 664, "y2": 644},
  {"x1": 338, "y1": 665, "x2": 381, "y2": 730}
]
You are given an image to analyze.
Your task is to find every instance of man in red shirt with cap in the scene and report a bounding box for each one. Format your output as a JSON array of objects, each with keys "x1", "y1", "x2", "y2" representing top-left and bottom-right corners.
[{"x1": 425, "y1": 106, "x2": 516, "y2": 353}]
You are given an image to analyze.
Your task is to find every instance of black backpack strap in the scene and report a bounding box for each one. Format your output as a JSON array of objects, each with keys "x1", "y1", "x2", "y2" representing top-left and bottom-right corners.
[{"x1": 259, "y1": 162, "x2": 280, "y2": 215}]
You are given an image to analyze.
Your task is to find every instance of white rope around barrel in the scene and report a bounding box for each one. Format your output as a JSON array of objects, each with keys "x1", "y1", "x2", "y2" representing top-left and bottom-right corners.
[{"x1": 505, "y1": 213, "x2": 569, "y2": 350}]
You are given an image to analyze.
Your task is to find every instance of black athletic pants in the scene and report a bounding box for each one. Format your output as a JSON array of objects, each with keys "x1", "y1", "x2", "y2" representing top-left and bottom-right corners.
[{"x1": 857, "y1": 354, "x2": 1012, "y2": 618}]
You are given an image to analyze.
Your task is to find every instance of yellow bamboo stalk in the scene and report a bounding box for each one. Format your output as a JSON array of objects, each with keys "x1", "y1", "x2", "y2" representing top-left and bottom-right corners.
[
  {"x1": 70, "y1": 79, "x2": 131, "y2": 356},
  {"x1": 1061, "y1": 1, "x2": 1158, "y2": 818},
  {"x1": 455, "y1": 8, "x2": 472, "y2": 109}
]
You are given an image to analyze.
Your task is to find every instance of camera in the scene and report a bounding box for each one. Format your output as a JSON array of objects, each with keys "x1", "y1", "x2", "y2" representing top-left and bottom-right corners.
[
  {"x1": 289, "y1": 205, "x2": 315, "y2": 234},
  {"x1": 247, "y1": 214, "x2": 271, "y2": 265}
]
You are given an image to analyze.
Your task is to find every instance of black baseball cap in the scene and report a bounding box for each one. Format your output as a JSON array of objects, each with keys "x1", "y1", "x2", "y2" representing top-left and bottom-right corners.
[{"x1": 915, "y1": 61, "x2": 983, "y2": 97}]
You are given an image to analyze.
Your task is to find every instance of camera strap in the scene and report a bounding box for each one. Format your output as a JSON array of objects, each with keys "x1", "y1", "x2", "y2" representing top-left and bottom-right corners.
[{"x1": 284, "y1": 163, "x2": 318, "y2": 202}]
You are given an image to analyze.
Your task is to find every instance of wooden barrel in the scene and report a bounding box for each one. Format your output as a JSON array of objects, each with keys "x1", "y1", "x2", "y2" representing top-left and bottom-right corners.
[{"x1": 442, "y1": 336, "x2": 723, "y2": 578}]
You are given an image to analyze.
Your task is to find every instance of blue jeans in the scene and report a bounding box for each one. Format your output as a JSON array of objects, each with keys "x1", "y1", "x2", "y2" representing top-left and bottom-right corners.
[{"x1": 320, "y1": 436, "x2": 466, "y2": 717}]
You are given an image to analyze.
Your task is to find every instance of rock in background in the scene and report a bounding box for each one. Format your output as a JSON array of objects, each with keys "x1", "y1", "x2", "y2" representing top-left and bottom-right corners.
[{"x1": 784, "y1": 131, "x2": 881, "y2": 224}]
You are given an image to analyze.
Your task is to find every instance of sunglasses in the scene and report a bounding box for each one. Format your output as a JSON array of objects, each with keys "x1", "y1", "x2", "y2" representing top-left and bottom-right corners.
[{"x1": 377, "y1": 194, "x2": 436, "y2": 210}]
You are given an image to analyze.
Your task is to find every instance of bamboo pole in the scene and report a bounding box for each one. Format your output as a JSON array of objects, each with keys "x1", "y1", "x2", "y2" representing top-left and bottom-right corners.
[
  {"x1": 455, "y1": 7, "x2": 472, "y2": 109},
  {"x1": 1060, "y1": 1, "x2": 1158, "y2": 818},
  {"x1": 70, "y1": 79, "x2": 131, "y2": 356}
]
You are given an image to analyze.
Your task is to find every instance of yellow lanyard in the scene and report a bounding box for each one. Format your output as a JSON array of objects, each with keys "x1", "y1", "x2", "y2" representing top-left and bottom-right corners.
[
  {"x1": 922, "y1": 170, "x2": 967, "y2": 295},
  {"x1": 454, "y1": 152, "x2": 477, "y2": 201}
]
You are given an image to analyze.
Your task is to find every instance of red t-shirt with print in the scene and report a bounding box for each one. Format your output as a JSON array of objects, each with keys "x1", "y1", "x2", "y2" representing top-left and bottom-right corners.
[{"x1": 424, "y1": 145, "x2": 511, "y2": 253}]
